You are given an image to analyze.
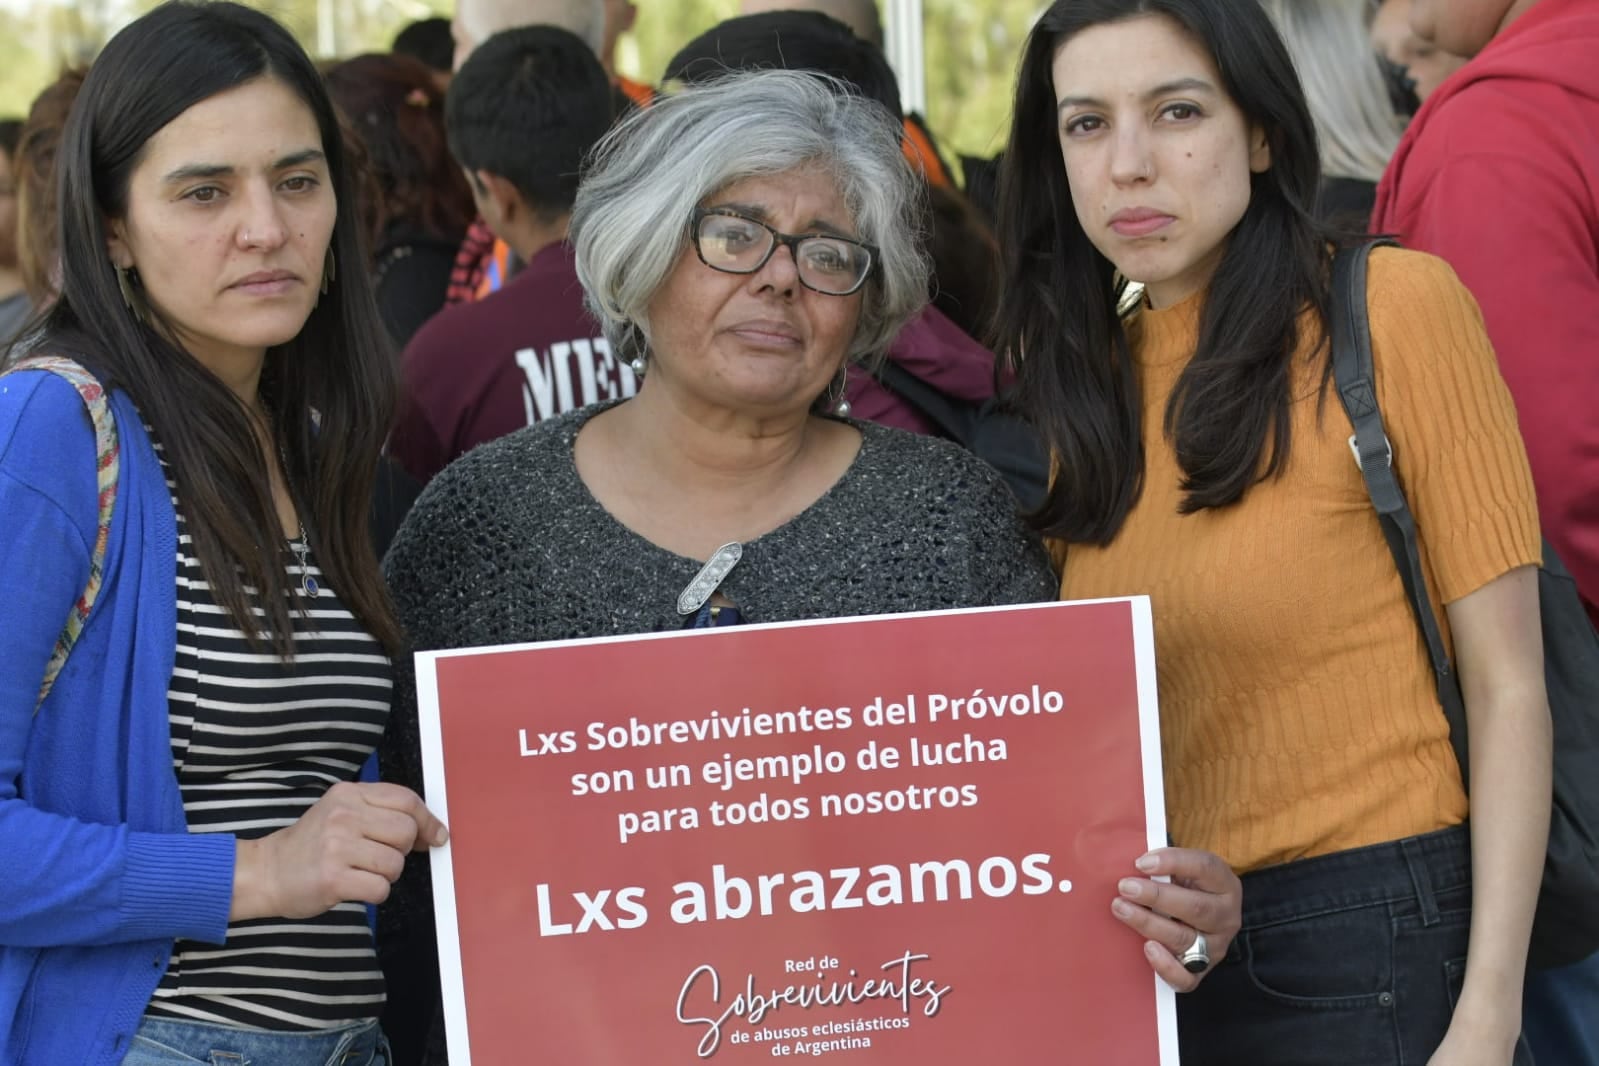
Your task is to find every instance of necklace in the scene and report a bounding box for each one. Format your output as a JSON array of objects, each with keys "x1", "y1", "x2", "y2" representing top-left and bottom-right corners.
[
  {"x1": 272, "y1": 432, "x2": 319, "y2": 599},
  {"x1": 289, "y1": 523, "x2": 321, "y2": 598}
]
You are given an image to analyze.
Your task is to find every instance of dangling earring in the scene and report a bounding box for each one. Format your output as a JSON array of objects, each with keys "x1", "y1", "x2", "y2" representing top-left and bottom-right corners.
[
  {"x1": 321, "y1": 247, "x2": 336, "y2": 295},
  {"x1": 827, "y1": 365, "x2": 852, "y2": 417},
  {"x1": 628, "y1": 354, "x2": 647, "y2": 378},
  {"x1": 116, "y1": 266, "x2": 146, "y2": 324}
]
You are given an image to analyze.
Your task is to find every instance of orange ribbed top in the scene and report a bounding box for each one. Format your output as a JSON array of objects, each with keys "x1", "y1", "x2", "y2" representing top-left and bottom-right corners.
[{"x1": 1052, "y1": 248, "x2": 1541, "y2": 872}]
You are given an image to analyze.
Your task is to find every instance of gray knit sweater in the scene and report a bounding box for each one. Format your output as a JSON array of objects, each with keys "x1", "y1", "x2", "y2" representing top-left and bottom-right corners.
[{"x1": 376, "y1": 402, "x2": 1057, "y2": 1061}]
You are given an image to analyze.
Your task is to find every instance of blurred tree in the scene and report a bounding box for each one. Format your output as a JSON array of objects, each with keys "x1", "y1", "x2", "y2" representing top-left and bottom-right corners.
[
  {"x1": 0, "y1": 9, "x2": 59, "y2": 123},
  {"x1": 617, "y1": 0, "x2": 737, "y2": 86},
  {"x1": 921, "y1": 0, "x2": 1040, "y2": 163}
]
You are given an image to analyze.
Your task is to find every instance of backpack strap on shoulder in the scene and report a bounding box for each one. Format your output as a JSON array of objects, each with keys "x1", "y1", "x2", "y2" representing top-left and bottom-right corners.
[
  {"x1": 3, "y1": 354, "x2": 121, "y2": 713},
  {"x1": 1328, "y1": 240, "x2": 1471, "y2": 786}
]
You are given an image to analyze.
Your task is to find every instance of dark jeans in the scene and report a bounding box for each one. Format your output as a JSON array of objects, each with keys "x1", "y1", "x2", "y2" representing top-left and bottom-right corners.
[{"x1": 1178, "y1": 825, "x2": 1534, "y2": 1066}]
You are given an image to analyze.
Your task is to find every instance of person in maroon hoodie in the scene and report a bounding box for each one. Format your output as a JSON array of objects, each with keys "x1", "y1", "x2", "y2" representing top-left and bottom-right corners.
[
  {"x1": 388, "y1": 26, "x2": 623, "y2": 486},
  {"x1": 1372, "y1": 1, "x2": 1599, "y2": 1062}
]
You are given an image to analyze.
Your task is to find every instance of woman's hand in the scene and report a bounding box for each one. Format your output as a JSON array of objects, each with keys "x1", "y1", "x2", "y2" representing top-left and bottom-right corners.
[
  {"x1": 230, "y1": 782, "x2": 448, "y2": 921},
  {"x1": 1111, "y1": 847, "x2": 1242, "y2": 992}
]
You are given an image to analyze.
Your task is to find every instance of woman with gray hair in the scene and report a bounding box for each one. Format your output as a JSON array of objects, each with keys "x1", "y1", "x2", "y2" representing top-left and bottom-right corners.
[
  {"x1": 383, "y1": 65, "x2": 1053, "y2": 637},
  {"x1": 376, "y1": 69, "x2": 1073, "y2": 1062}
]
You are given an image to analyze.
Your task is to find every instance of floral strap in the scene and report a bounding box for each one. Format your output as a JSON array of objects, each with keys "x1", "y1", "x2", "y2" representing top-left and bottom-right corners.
[{"x1": 3, "y1": 355, "x2": 121, "y2": 713}]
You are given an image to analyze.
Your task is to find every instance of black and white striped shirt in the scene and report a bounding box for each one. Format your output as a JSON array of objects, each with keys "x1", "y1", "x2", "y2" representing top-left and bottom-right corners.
[{"x1": 146, "y1": 439, "x2": 393, "y2": 1030}]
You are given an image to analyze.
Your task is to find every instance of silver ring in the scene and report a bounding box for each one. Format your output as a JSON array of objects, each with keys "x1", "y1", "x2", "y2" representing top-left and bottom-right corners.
[{"x1": 1178, "y1": 931, "x2": 1211, "y2": 974}]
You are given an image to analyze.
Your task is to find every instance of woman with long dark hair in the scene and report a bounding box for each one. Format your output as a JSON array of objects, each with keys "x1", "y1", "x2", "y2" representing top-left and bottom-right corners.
[
  {"x1": 996, "y1": 1, "x2": 1548, "y2": 1062},
  {"x1": 0, "y1": 4, "x2": 444, "y2": 1063}
]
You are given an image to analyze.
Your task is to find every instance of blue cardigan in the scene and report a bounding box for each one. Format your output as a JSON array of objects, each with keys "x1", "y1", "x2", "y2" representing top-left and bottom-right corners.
[{"x1": 0, "y1": 371, "x2": 234, "y2": 1065}]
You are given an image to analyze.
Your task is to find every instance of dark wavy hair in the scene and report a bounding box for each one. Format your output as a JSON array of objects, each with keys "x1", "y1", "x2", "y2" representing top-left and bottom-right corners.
[
  {"x1": 36, "y1": 0, "x2": 401, "y2": 655},
  {"x1": 326, "y1": 52, "x2": 475, "y2": 245},
  {"x1": 994, "y1": 0, "x2": 1337, "y2": 543}
]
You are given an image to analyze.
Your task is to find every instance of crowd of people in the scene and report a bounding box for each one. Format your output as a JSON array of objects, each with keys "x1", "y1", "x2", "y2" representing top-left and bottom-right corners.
[{"x1": 0, "y1": 0, "x2": 1594, "y2": 1063}]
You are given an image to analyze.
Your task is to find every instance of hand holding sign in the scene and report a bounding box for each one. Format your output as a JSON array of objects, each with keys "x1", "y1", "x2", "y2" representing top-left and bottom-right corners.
[
  {"x1": 1113, "y1": 847, "x2": 1243, "y2": 992},
  {"x1": 231, "y1": 782, "x2": 448, "y2": 921}
]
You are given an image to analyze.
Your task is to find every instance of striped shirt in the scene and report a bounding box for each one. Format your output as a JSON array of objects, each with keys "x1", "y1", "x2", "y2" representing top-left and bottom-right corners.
[{"x1": 145, "y1": 436, "x2": 394, "y2": 1030}]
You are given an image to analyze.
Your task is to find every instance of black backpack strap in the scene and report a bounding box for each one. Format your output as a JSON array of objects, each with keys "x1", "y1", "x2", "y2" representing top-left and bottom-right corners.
[{"x1": 1329, "y1": 240, "x2": 1472, "y2": 788}]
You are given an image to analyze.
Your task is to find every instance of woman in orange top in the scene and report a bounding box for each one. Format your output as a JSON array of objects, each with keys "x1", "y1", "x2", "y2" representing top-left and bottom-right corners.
[{"x1": 995, "y1": 1, "x2": 1548, "y2": 1064}]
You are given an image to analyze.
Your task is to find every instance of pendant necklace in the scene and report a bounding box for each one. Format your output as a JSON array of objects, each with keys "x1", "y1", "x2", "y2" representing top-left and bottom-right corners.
[
  {"x1": 274, "y1": 433, "x2": 319, "y2": 599},
  {"x1": 290, "y1": 523, "x2": 321, "y2": 598}
]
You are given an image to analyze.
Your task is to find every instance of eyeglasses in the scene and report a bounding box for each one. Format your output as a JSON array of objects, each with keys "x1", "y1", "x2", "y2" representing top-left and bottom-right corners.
[{"x1": 690, "y1": 207, "x2": 877, "y2": 296}]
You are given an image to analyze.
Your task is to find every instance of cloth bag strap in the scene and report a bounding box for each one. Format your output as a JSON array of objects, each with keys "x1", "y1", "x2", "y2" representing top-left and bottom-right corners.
[{"x1": 2, "y1": 354, "x2": 121, "y2": 713}]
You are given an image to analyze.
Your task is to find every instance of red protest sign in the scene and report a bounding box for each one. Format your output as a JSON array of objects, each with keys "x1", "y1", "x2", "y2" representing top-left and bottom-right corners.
[{"x1": 418, "y1": 598, "x2": 1174, "y2": 1064}]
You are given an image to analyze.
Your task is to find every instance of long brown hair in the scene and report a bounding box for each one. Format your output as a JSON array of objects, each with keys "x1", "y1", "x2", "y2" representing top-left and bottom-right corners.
[{"x1": 39, "y1": 2, "x2": 402, "y2": 656}]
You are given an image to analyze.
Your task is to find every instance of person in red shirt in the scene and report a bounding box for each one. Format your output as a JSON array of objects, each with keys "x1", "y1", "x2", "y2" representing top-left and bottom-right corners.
[
  {"x1": 388, "y1": 26, "x2": 624, "y2": 485},
  {"x1": 1373, "y1": 0, "x2": 1599, "y2": 629},
  {"x1": 1372, "y1": 1, "x2": 1599, "y2": 1062}
]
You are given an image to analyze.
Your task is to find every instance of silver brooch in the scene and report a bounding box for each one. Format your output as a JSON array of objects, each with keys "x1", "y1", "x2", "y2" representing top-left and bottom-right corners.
[{"x1": 676, "y1": 542, "x2": 742, "y2": 615}]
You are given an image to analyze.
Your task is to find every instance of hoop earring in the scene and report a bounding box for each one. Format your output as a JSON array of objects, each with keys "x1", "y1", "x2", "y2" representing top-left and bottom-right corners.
[
  {"x1": 116, "y1": 266, "x2": 146, "y2": 324},
  {"x1": 827, "y1": 364, "x2": 851, "y2": 417}
]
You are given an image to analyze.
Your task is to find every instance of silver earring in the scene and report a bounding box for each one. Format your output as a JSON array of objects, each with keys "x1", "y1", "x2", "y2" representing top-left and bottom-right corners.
[
  {"x1": 628, "y1": 355, "x2": 647, "y2": 378},
  {"x1": 828, "y1": 366, "x2": 851, "y2": 417},
  {"x1": 116, "y1": 266, "x2": 146, "y2": 324}
]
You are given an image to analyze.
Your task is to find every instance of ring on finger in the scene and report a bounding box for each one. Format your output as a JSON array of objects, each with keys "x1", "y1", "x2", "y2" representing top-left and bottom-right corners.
[{"x1": 1178, "y1": 930, "x2": 1210, "y2": 974}]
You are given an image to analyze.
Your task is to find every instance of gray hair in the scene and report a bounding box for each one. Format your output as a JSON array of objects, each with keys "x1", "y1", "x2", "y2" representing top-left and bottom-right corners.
[
  {"x1": 570, "y1": 68, "x2": 930, "y2": 368},
  {"x1": 1260, "y1": 0, "x2": 1405, "y2": 184}
]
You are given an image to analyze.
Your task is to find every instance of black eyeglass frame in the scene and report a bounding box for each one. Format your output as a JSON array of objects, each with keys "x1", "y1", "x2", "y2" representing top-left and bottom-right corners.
[{"x1": 688, "y1": 207, "x2": 879, "y2": 296}]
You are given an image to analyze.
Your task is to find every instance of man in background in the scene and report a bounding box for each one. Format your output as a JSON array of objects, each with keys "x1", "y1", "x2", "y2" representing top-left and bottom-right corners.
[
  {"x1": 443, "y1": 0, "x2": 605, "y2": 304},
  {"x1": 389, "y1": 26, "x2": 622, "y2": 485},
  {"x1": 451, "y1": 0, "x2": 603, "y2": 68},
  {"x1": 735, "y1": 0, "x2": 953, "y2": 188},
  {"x1": 740, "y1": 0, "x2": 878, "y2": 43},
  {"x1": 392, "y1": 16, "x2": 455, "y2": 94}
]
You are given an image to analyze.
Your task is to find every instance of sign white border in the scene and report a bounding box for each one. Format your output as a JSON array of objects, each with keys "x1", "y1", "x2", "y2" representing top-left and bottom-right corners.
[{"x1": 417, "y1": 597, "x2": 1175, "y2": 1065}]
